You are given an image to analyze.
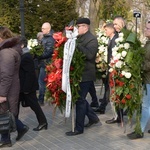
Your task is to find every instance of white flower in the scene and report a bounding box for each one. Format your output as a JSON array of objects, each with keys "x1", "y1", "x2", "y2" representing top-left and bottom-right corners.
[
  {"x1": 115, "y1": 60, "x2": 123, "y2": 68},
  {"x1": 101, "y1": 36, "x2": 108, "y2": 44},
  {"x1": 28, "y1": 39, "x2": 38, "y2": 49},
  {"x1": 98, "y1": 45, "x2": 106, "y2": 53},
  {"x1": 109, "y1": 68, "x2": 113, "y2": 72},
  {"x1": 121, "y1": 51, "x2": 127, "y2": 57},
  {"x1": 116, "y1": 53, "x2": 121, "y2": 59},
  {"x1": 112, "y1": 50, "x2": 117, "y2": 57},
  {"x1": 125, "y1": 72, "x2": 132, "y2": 78},
  {"x1": 121, "y1": 71, "x2": 126, "y2": 75},
  {"x1": 95, "y1": 56, "x2": 102, "y2": 63},
  {"x1": 118, "y1": 32, "x2": 124, "y2": 37},
  {"x1": 118, "y1": 37, "x2": 124, "y2": 42},
  {"x1": 124, "y1": 43, "x2": 130, "y2": 49},
  {"x1": 112, "y1": 46, "x2": 119, "y2": 52},
  {"x1": 119, "y1": 44, "x2": 124, "y2": 49}
]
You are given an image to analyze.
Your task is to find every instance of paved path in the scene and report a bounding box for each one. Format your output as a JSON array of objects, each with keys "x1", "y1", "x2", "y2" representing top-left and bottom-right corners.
[{"x1": 2, "y1": 85, "x2": 150, "y2": 150}]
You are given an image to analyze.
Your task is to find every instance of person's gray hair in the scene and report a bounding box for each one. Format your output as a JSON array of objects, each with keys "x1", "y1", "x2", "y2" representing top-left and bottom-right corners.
[{"x1": 37, "y1": 32, "x2": 43, "y2": 38}]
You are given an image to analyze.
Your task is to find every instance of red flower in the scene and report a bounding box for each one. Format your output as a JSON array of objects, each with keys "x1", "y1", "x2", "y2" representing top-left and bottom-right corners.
[
  {"x1": 54, "y1": 58, "x2": 63, "y2": 69},
  {"x1": 118, "y1": 81, "x2": 124, "y2": 87},
  {"x1": 126, "y1": 94, "x2": 131, "y2": 100},
  {"x1": 47, "y1": 72, "x2": 57, "y2": 83},
  {"x1": 121, "y1": 99, "x2": 126, "y2": 104},
  {"x1": 53, "y1": 32, "x2": 67, "y2": 48},
  {"x1": 119, "y1": 73, "x2": 123, "y2": 77},
  {"x1": 52, "y1": 50, "x2": 59, "y2": 60}
]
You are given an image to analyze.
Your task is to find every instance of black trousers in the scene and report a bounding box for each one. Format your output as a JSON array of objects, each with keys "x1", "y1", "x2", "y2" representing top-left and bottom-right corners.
[
  {"x1": 99, "y1": 77, "x2": 110, "y2": 110},
  {"x1": 76, "y1": 81, "x2": 99, "y2": 132},
  {"x1": 18, "y1": 92, "x2": 47, "y2": 125}
]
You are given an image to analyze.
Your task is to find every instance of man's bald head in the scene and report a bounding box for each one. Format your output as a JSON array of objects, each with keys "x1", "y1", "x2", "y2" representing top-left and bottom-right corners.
[{"x1": 41, "y1": 22, "x2": 51, "y2": 35}]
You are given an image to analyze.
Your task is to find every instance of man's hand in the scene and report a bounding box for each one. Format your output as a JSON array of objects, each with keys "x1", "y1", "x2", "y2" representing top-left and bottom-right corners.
[{"x1": 0, "y1": 96, "x2": 7, "y2": 103}]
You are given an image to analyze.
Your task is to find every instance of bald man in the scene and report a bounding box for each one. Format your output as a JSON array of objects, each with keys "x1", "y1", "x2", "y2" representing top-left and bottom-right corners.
[{"x1": 38, "y1": 22, "x2": 55, "y2": 105}]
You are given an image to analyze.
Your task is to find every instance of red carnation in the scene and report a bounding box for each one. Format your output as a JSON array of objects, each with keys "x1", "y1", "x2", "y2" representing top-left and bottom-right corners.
[{"x1": 126, "y1": 94, "x2": 131, "y2": 100}]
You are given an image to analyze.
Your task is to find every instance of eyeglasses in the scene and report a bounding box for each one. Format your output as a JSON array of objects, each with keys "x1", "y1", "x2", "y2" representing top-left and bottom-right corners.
[{"x1": 77, "y1": 25, "x2": 85, "y2": 28}]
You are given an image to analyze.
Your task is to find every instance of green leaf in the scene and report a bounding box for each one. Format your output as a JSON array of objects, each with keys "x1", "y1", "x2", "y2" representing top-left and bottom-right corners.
[{"x1": 126, "y1": 32, "x2": 136, "y2": 44}]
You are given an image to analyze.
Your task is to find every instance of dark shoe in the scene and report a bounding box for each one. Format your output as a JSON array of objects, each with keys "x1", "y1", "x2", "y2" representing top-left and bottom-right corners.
[
  {"x1": 33, "y1": 123, "x2": 48, "y2": 131},
  {"x1": 94, "y1": 107, "x2": 105, "y2": 114},
  {"x1": 90, "y1": 102, "x2": 99, "y2": 107},
  {"x1": 148, "y1": 130, "x2": 150, "y2": 133},
  {"x1": 16, "y1": 125, "x2": 29, "y2": 141},
  {"x1": 105, "y1": 118, "x2": 121, "y2": 124},
  {"x1": 66, "y1": 130, "x2": 83, "y2": 136},
  {"x1": 0, "y1": 141, "x2": 12, "y2": 148},
  {"x1": 84, "y1": 119, "x2": 100, "y2": 127},
  {"x1": 127, "y1": 131, "x2": 144, "y2": 139}
]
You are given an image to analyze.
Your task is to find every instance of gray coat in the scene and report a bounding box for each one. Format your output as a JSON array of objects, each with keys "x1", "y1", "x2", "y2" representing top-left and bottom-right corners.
[
  {"x1": 77, "y1": 30, "x2": 98, "y2": 82},
  {"x1": 0, "y1": 37, "x2": 22, "y2": 116}
]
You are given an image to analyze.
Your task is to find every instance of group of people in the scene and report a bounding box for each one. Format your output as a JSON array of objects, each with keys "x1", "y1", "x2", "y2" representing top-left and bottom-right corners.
[
  {"x1": 0, "y1": 15, "x2": 150, "y2": 148},
  {"x1": 0, "y1": 22, "x2": 54, "y2": 148},
  {"x1": 65, "y1": 16, "x2": 150, "y2": 141}
]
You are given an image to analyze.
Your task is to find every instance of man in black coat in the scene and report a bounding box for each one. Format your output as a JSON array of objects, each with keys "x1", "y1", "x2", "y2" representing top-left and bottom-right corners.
[
  {"x1": 66, "y1": 18, "x2": 100, "y2": 136},
  {"x1": 19, "y1": 37, "x2": 48, "y2": 131}
]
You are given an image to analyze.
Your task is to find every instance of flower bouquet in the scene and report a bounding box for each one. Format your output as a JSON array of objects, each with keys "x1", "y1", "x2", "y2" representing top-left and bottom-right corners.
[
  {"x1": 28, "y1": 39, "x2": 43, "y2": 56},
  {"x1": 109, "y1": 29, "x2": 145, "y2": 134}
]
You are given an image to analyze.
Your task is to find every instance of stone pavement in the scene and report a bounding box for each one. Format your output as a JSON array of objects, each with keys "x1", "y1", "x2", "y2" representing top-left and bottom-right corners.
[{"x1": 2, "y1": 84, "x2": 150, "y2": 150}]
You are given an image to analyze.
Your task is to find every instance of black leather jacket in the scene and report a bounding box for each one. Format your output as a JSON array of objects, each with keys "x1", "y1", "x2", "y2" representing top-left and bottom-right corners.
[{"x1": 39, "y1": 30, "x2": 55, "y2": 67}]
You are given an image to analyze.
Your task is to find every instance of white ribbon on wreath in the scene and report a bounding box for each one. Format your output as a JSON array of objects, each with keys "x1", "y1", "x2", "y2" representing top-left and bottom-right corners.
[{"x1": 62, "y1": 27, "x2": 78, "y2": 118}]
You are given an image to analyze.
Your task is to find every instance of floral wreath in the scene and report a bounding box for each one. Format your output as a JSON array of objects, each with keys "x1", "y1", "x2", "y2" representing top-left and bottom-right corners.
[
  {"x1": 95, "y1": 27, "x2": 109, "y2": 78},
  {"x1": 45, "y1": 28, "x2": 85, "y2": 113},
  {"x1": 109, "y1": 29, "x2": 145, "y2": 134}
]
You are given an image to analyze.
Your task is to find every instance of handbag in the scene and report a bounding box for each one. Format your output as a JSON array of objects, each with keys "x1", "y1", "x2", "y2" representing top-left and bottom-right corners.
[{"x1": 0, "y1": 103, "x2": 16, "y2": 134}]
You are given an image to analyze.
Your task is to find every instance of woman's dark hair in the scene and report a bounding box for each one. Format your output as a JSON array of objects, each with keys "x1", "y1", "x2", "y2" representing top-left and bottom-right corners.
[{"x1": 20, "y1": 36, "x2": 28, "y2": 47}]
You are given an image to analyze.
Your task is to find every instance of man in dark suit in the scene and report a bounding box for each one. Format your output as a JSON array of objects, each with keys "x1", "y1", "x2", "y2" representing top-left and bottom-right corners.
[
  {"x1": 19, "y1": 37, "x2": 48, "y2": 131},
  {"x1": 105, "y1": 16, "x2": 127, "y2": 124},
  {"x1": 65, "y1": 18, "x2": 100, "y2": 136},
  {"x1": 94, "y1": 23, "x2": 122, "y2": 123}
]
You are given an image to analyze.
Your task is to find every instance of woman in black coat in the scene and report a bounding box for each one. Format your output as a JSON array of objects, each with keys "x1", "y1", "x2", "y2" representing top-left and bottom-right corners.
[{"x1": 19, "y1": 37, "x2": 47, "y2": 131}]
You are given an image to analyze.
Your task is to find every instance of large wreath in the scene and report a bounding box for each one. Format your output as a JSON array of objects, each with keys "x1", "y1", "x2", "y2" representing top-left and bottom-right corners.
[
  {"x1": 45, "y1": 28, "x2": 85, "y2": 114},
  {"x1": 109, "y1": 29, "x2": 145, "y2": 134}
]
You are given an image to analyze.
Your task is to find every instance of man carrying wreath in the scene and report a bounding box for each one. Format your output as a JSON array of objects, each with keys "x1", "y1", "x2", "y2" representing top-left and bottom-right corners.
[{"x1": 66, "y1": 18, "x2": 100, "y2": 136}]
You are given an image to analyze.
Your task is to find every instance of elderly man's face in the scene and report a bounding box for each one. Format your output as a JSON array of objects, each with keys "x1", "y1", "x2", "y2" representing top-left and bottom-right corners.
[
  {"x1": 77, "y1": 24, "x2": 88, "y2": 35},
  {"x1": 113, "y1": 19, "x2": 124, "y2": 32},
  {"x1": 41, "y1": 23, "x2": 50, "y2": 35}
]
